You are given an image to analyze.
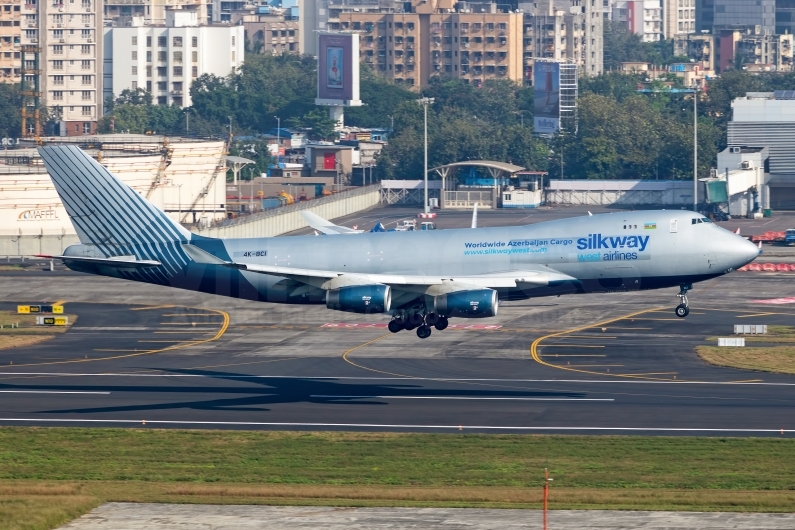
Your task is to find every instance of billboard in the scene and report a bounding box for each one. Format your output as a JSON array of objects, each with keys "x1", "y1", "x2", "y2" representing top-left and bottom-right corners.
[
  {"x1": 534, "y1": 61, "x2": 560, "y2": 134},
  {"x1": 316, "y1": 33, "x2": 362, "y2": 107}
]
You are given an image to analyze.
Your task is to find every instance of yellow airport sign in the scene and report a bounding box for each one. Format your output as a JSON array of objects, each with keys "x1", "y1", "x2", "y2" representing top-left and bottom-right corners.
[
  {"x1": 36, "y1": 316, "x2": 68, "y2": 326},
  {"x1": 17, "y1": 305, "x2": 63, "y2": 314}
]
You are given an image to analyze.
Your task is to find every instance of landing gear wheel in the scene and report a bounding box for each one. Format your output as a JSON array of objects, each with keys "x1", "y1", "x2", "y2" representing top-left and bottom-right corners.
[
  {"x1": 424, "y1": 312, "x2": 440, "y2": 326},
  {"x1": 406, "y1": 313, "x2": 424, "y2": 328},
  {"x1": 416, "y1": 325, "x2": 432, "y2": 339},
  {"x1": 675, "y1": 283, "x2": 692, "y2": 318},
  {"x1": 388, "y1": 319, "x2": 404, "y2": 333},
  {"x1": 404, "y1": 322, "x2": 418, "y2": 331},
  {"x1": 434, "y1": 317, "x2": 449, "y2": 331}
]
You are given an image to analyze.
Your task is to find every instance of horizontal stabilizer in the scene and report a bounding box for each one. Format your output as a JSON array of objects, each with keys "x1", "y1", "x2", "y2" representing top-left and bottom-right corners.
[{"x1": 36, "y1": 254, "x2": 161, "y2": 268}]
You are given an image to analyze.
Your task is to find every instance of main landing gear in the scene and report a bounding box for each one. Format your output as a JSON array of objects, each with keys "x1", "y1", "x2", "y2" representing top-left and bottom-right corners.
[
  {"x1": 675, "y1": 283, "x2": 692, "y2": 318},
  {"x1": 388, "y1": 309, "x2": 449, "y2": 339}
]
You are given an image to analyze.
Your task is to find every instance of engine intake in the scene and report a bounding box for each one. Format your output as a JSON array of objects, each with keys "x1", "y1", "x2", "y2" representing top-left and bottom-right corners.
[
  {"x1": 434, "y1": 289, "x2": 498, "y2": 318},
  {"x1": 326, "y1": 284, "x2": 392, "y2": 314}
]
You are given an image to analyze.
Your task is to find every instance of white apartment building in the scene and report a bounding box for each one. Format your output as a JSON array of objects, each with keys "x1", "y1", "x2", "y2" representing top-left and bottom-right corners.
[
  {"x1": 663, "y1": 0, "x2": 694, "y2": 39},
  {"x1": 22, "y1": 0, "x2": 103, "y2": 135},
  {"x1": 613, "y1": 0, "x2": 661, "y2": 42},
  {"x1": 103, "y1": 9, "x2": 243, "y2": 107}
]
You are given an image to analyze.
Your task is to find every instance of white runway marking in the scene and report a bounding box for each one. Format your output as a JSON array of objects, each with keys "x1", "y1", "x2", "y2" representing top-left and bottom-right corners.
[
  {"x1": 311, "y1": 395, "x2": 614, "y2": 401},
  {"x1": 0, "y1": 417, "x2": 789, "y2": 433},
  {"x1": 0, "y1": 390, "x2": 110, "y2": 394},
  {"x1": 0, "y1": 372, "x2": 792, "y2": 386}
]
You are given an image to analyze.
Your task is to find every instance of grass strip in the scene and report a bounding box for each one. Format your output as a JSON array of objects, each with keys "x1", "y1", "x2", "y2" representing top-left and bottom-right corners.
[
  {"x1": 697, "y1": 345, "x2": 795, "y2": 375},
  {"x1": 0, "y1": 311, "x2": 77, "y2": 351},
  {"x1": 0, "y1": 428, "x2": 794, "y2": 529}
]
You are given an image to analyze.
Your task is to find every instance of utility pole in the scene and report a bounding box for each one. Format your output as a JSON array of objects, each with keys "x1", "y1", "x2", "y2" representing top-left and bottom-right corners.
[
  {"x1": 418, "y1": 97, "x2": 434, "y2": 214},
  {"x1": 227, "y1": 115, "x2": 233, "y2": 141},
  {"x1": 274, "y1": 116, "x2": 281, "y2": 164},
  {"x1": 693, "y1": 83, "x2": 698, "y2": 213},
  {"x1": 185, "y1": 110, "x2": 190, "y2": 136}
]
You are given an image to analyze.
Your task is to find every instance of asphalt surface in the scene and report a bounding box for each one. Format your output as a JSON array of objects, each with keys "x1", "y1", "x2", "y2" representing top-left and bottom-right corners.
[
  {"x1": 1, "y1": 298, "x2": 794, "y2": 435},
  {"x1": 57, "y1": 504, "x2": 795, "y2": 530},
  {"x1": 0, "y1": 205, "x2": 794, "y2": 436}
]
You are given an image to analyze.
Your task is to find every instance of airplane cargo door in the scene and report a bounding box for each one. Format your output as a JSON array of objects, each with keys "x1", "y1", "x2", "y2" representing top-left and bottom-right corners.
[{"x1": 598, "y1": 264, "x2": 640, "y2": 291}]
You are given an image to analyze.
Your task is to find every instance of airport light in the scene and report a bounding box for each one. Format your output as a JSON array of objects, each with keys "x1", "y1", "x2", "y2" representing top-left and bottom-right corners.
[
  {"x1": 543, "y1": 468, "x2": 553, "y2": 530},
  {"x1": 418, "y1": 97, "x2": 435, "y2": 214}
]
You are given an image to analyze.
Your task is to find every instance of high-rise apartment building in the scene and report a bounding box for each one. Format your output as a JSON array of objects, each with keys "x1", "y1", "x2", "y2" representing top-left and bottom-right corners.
[
  {"x1": 612, "y1": 0, "x2": 661, "y2": 42},
  {"x1": 104, "y1": 0, "x2": 210, "y2": 26},
  {"x1": 532, "y1": 0, "x2": 604, "y2": 76},
  {"x1": 335, "y1": 1, "x2": 524, "y2": 89},
  {"x1": 21, "y1": 0, "x2": 103, "y2": 136},
  {"x1": 334, "y1": 0, "x2": 602, "y2": 90},
  {"x1": 696, "y1": 0, "x2": 775, "y2": 35},
  {"x1": 230, "y1": 2, "x2": 299, "y2": 54},
  {"x1": 0, "y1": 0, "x2": 21, "y2": 82},
  {"x1": 104, "y1": 9, "x2": 243, "y2": 107},
  {"x1": 663, "y1": 0, "x2": 695, "y2": 38}
]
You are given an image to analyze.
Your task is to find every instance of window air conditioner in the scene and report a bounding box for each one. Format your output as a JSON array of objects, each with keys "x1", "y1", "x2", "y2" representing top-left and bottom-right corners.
[{"x1": 741, "y1": 161, "x2": 753, "y2": 170}]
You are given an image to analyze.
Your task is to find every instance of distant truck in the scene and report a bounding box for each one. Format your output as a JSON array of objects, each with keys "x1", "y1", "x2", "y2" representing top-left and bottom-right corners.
[
  {"x1": 393, "y1": 220, "x2": 437, "y2": 231},
  {"x1": 786, "y1": 229, "x2": 795, "y2": 245}
]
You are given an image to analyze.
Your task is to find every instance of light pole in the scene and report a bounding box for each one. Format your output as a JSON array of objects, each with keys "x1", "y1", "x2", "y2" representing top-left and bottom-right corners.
[
  {"x1": 637, "y1": 87, "x2": 699, "y2": 212},
  {"x1": 418, "y1": 97, "x2": 434, "y2": 214},
  {"x1": 693, "y1": 83, "x2": 698, "y2": 213},
  {"x1": 227, "y1": 115, "x2": 233, "y2": 141},
  {"x1": 274, "y1": 116, "x2": 281, "y2": 164}
]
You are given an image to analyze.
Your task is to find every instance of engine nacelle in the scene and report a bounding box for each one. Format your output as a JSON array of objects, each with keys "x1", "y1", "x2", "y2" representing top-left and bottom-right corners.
[
  {"x1": 326, "y1": 284, "x2": 392, "y2": 314},
  {"x1": 434, "y1": 289, "x2": 498, "y2": 318}
]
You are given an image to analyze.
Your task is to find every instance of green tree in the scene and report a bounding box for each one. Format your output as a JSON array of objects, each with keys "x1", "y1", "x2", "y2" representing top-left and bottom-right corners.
[{"x1": 0, "y1": 83, "x2": 22, "y2": 137}]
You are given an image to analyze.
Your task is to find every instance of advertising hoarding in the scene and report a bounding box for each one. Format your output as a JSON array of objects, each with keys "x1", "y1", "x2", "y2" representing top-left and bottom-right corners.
[
  {"x1": 534, "y1": 61, "x2": 561, "y2": 134},
  {"x1": 316, "y1": 33, "x2": 362, "y2": 107}
]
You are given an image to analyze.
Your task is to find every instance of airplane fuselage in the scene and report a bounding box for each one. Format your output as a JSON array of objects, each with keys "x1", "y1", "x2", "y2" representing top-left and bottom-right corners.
[{"x1": 63, "y1": 210, "x2": 758, "y2": 306}]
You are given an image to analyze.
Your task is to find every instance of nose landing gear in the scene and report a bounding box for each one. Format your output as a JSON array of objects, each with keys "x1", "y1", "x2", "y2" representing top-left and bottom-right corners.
[{"x1": 675, "y1": 284, "x2": 691, "y2": 318}]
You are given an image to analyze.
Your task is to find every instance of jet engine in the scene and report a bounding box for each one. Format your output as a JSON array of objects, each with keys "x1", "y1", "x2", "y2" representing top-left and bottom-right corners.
[
  {"x1": 326, "y1": 284, "x2": 392, "y2": 314},
  {"x1": 433, "y1": 289, "x2": 498, "y2": 318}
]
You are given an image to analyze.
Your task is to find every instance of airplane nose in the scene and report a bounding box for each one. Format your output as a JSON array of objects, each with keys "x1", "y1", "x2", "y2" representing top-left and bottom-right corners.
[{"x1": 729, "y1": 235, "x2": 760, "y2": 269}]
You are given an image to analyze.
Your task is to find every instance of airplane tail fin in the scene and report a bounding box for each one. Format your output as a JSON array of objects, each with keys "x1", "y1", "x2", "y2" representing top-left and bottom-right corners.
[{"x1": 38, "y1": 145, "x2": 191, "y2": 250}]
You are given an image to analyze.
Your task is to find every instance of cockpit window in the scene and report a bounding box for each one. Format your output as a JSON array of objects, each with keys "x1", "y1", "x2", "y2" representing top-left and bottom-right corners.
[
  {"x1": 691, "y1": 218, "x2": 712, "y2": 225},
  {"x1": 702, "y1": 217, "x2": 712, "y2": 223}
]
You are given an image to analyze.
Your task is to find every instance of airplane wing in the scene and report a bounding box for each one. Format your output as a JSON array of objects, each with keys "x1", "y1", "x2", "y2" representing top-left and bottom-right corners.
[
  {"x1": 300, "y1": 211, "x2": 363, "y2": 235},
  {"x1": 181, "y1": 243, "x2": 575, "y2": 294}
]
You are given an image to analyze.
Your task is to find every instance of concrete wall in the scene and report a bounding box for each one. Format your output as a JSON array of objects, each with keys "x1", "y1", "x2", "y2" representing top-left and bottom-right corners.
[
  {"x1": 192, "y1": 184, "x2": 382, "y2": 239},
  {"x1": 546, "y1": 180, "x2": 697, "y2": 206}
]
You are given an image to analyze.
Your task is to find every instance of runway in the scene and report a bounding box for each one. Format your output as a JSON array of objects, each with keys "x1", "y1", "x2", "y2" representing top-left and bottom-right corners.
[{"x1": 1, "y1": 293, "x2": 794, "y2": 435}]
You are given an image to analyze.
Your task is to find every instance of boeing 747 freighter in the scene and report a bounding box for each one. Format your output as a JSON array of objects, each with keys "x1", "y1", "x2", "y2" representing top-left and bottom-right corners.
[{"x1": 37, "y1": 146, "x2": 759, "y2": 339}]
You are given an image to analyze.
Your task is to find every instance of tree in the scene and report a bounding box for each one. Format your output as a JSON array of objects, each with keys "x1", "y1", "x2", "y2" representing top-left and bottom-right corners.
[
  {"x1": 287, "y1": 108, "x2": 338, "y2": 141},
  {"x1": 0, "y1": 83, "x2": 22, "y2": 138}
]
